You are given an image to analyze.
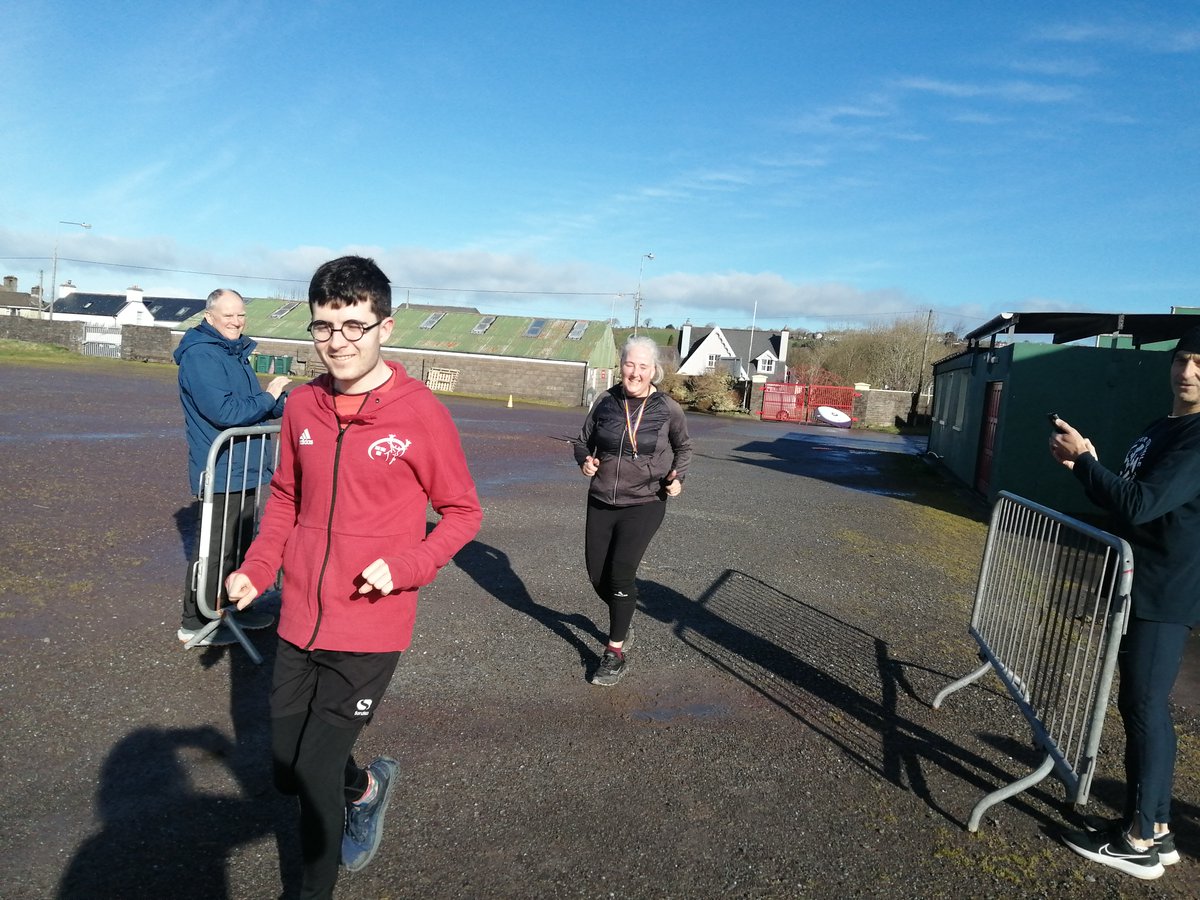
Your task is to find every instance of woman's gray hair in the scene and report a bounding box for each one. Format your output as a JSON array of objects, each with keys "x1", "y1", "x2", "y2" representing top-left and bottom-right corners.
[{"x1": 621, "y1": 335, "x2": 664, "y2": 385}]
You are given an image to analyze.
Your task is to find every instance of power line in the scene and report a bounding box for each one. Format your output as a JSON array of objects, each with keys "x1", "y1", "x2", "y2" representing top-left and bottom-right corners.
[{"x1": 2, "y1": 256, "x2": 629, "y2": 297}]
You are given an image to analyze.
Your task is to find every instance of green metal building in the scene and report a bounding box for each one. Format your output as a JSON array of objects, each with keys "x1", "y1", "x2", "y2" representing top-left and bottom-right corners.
[{"x1": 930, "y1": 311, "x2": 1198, "y2": 516}]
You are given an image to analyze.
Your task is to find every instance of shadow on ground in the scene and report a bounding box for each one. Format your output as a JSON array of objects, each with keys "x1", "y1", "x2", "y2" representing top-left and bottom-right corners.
[
  {"x1": 635, "y1": 569, "x2": 1066, "y2": 831},
  {"x1": 57, "y1": 633, "x2": 298, "y2": 900}
]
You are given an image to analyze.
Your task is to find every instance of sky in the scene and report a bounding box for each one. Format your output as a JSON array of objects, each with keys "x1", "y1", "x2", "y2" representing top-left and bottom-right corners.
[{"x1": 2, "y1": 1, "x2": 1197, "y2": 336}]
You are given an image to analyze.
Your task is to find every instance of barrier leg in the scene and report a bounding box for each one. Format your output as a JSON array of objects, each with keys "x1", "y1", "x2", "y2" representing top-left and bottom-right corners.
[
  {"x1": 182, "y1": 617, "x2": 223, "y2": 650},
  {"x1": 221, "y1": 614, "x2": 264, "y2": 665},
  {"x1": 967, "y1": 753, "x2": 1056, "y2": 832},
  {"x1": 180, "y1": 615, "x2": 264, "y2": 663},
  {"x1": 932, "y1": 660, "x2": 990, "y2": 709}
]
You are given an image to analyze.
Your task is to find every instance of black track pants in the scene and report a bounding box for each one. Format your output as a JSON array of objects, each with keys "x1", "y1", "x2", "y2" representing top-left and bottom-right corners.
[
  {"x1": 584, "y1": 498, "x2": 666, "y2": 642},
  {"x1": 1117, "y1": 617, "x2": 1191, "y2": 840},
  {"x1": 272, "y1": 712, "x2": 368, "y2": 900}
]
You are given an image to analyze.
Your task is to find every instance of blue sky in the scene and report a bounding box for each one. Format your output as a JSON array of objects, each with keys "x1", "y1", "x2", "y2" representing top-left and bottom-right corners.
[{"x1": 3, "y1": 1, "x2": 1197, "y2": 335}]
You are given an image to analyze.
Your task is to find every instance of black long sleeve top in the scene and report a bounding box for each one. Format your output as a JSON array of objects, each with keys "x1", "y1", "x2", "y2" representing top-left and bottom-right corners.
[{"x1": 1073, "y1": 411, "x2": 1200, "y2": 625}]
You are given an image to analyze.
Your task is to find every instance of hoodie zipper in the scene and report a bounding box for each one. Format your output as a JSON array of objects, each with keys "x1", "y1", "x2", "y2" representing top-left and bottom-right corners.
[{"x1": 305, "y1": 421, "x2": 350, "y2": 649}]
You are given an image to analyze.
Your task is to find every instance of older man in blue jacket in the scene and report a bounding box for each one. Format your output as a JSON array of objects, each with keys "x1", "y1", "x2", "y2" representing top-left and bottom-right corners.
[{"x1": 174, "y1": 288, "x2": 290, "y2": 646}]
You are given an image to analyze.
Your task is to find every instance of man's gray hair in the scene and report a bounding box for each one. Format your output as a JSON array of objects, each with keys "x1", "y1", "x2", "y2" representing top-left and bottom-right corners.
[
  {"x1": 621, "y1": 335, "x2": 664, "y2": 385},
  {"x1": 206, "y1": 288, "x2": 243, "y2": 310}
]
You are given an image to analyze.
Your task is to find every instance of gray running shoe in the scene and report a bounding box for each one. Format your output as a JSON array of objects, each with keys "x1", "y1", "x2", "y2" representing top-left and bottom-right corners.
[
  {"x1": 591, "y1": 649, "x2": 628, "y2": 686},
  {"x1": 343, "y1": 757, "x2": 399, "y2": 873}
]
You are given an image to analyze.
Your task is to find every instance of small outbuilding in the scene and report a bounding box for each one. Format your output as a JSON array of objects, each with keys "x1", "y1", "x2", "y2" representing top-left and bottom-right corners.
[{"x1": 930, "y1": 311, "x2": 1199, "y2": 515}]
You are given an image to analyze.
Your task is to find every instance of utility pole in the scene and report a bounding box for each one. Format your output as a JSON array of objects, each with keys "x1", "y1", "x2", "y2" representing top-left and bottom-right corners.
[
  {"x1": 48, "y1": 220, "x2": 92, "y2": 320},
  {"x1": 633, "y1": 252, "x2": 653, "y2": 336},
  {"x1": 909, "y1": 308, "x2": 934, "y2": 425}
]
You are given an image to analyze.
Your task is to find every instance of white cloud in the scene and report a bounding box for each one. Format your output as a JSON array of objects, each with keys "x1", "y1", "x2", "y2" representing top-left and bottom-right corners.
[
  {"x1": 1032, "y1": 21, "x2": 1200, "y2": 54},
  {"x1": 895, "y1": 77, "x2": 1080, "y2": 104}
]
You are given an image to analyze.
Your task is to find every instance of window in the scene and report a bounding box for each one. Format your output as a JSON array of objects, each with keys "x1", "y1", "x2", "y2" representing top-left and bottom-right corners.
[
  {"x1": 269, "y1": 301, "x2": 302, "y2": 319},
  {"x1": 419, "y1": 312, "x2": 446, "y2": 329},
  {"x1": 953, "y1": 372, "x2": 968, "y2": 430},
  {"x1": 758, "y1": 357, "x2": 776, "y2": 374},
  {"x1": 706, "y1": 354, "x2": 721, "y2": 370},
  {"x1": 566, "y1": 320, "x2": 588, "y2": 340},
  {"x1": 471, "y1": 315, "x2": 497, "y2": 334},
  {"x1": 524, "y1": 318, "x2": 547, "y2": 338}
]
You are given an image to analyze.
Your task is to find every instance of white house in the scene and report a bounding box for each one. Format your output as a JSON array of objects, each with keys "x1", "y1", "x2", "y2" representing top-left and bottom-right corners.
[{"x1": 677, "y1": 323, "x2": 791, "y2": 382}]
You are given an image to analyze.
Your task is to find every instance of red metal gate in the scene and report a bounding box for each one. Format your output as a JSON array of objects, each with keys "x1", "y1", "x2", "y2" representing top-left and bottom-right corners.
[{"x1": 759, "y1": 383, "x2": 858, "y2": 425}]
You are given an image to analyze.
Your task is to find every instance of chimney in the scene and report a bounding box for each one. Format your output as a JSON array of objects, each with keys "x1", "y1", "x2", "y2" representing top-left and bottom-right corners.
[
  {"x1": 679, "y1": 323, "x2": 692, "y2": 358},
  {"x1": 779, "y1": 329, "x2": 789, "y2": 376},
  {"x1": 2, "y1": 276, "x2": 16, "y2": 292},
  {"x1": 126, "y1": 285, "x2": 145, "y2": 305}
]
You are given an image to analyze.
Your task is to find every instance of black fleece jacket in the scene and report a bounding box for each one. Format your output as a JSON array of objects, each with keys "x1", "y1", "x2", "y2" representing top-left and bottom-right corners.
[
  {"x1": 1073, "y1": 411, "x2": 1200, "y2": 625},
  {"x1": 574, "y1": 386, "x2": 693, "y2": 507}
]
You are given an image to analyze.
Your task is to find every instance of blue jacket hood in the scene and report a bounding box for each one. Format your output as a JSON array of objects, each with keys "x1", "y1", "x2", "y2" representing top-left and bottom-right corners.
[{"x1": 173, "y1": 320, "x2": 257, "y2": 366}]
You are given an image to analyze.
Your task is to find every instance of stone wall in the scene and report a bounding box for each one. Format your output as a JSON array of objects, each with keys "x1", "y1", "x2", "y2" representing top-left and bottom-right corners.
[
  {"x1": 122, "y1": 324, "x2": 175, "y2": 363},
  {"x1": 0, "y1": 316, "x2": 86, "y2": 352},
  {"x1": 853, "y1": 388, "x2": 932, "y2": 428}
]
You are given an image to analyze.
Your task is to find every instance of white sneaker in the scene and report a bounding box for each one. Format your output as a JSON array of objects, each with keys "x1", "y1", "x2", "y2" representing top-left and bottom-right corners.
[{"x1": 177, "y1": 625, "x2": 238, "y2": 647}]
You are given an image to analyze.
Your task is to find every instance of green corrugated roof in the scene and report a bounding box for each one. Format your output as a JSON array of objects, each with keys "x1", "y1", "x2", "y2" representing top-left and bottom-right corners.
[{"x1": 180, "y1": 300, "x2": 618, "y2": 366}]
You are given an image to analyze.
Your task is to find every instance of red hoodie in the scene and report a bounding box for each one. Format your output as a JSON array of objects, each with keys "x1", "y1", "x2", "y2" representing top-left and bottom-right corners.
[{"x1": 236, "y1": 361, "x2": 482, "y2": 652}]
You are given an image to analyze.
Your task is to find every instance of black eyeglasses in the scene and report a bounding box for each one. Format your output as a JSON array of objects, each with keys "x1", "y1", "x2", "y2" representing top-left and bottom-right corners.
[{"x1": 307, "y1": 320, "x2": 382, "y2": 342}]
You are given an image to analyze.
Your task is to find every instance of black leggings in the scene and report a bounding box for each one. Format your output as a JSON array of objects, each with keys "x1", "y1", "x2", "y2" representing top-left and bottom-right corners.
[
  {"x1": 1117, "y1": 617, "x2": 1191, "y2": 840},
  {"x1": 272, "y1": 712, "x2": 369, "y2": 900},
  {"x1": 584, "y1": 498, "x2": 667, "y2": 642}
]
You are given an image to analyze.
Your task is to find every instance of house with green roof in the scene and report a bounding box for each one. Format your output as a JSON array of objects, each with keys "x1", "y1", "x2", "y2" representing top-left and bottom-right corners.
[{"x1": 174, "y1": 299, "x2": 620, "y2": 406}]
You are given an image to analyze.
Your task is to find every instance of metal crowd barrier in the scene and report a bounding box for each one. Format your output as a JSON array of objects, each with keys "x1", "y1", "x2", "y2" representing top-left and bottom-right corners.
[
  {"x1": 933, "y1": 491, "x2": 1133, "y2": 831},
  {"x1": 184, "y1": 424, "x2": 282, "y2": 662}
]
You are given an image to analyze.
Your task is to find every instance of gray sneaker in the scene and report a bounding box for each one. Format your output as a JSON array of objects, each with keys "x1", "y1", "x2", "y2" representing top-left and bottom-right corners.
[
  {"x1": 591, "y1": 649, "x2": 628, "y2": 686},
  {"x1": 342, "y1": 757, "x2": 399, "y2": 873}
]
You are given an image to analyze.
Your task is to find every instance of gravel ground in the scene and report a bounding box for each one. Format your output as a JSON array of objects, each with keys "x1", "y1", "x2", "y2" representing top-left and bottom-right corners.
[{"x1": 1, "y1": 356, "x2": 1197, "y2": 899}]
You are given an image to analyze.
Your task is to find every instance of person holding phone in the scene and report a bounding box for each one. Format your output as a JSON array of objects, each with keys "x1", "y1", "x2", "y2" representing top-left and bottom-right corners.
[{"x1": 1049, "y1": 326, "x2": 1200, "y2": 880}]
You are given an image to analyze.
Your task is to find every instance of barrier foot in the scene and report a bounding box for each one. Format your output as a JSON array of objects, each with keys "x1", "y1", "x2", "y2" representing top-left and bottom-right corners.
[
  {"x1": 221, "y1": 615, "x2": 264, "y2": 665},
  {"x1": 967, "y1": 753, "x2": 1056, "y2": 832},
  {"x1": 932, "y1": 660, "x2": 991, "y2": 709},
  {"x1": 183, "y1": 618, "x2": 223, "y2": 650},
  {"x1": 181, "y1": 613, "x2": 264, "y2": 665}
]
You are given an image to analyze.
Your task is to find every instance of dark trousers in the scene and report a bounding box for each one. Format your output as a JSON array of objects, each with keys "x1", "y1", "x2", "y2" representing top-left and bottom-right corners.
[
  {"x1": 181, "y1": 490, "x2": 258, "y2": 629},
  {"x1": 1117, "y1": 617, "x2": 1191, "y2": 839},
  {"x1": 584, "y1": 498, "x2": 667, "y2": 642},
  {"x1": 272, "y1": 712, "x2": 366, "y2": 900},
  {"x1": 271, "y1": 639, "x2": 401, "y2": 900}
]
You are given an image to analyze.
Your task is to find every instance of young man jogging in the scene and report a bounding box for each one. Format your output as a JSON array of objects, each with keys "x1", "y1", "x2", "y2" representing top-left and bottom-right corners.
[
  {"x1": 1050, "y1": 326, "x2": 1200, "y2": 881},
  {"x1": 226, "y1": 256, "x2": 482, "y2": 899}
]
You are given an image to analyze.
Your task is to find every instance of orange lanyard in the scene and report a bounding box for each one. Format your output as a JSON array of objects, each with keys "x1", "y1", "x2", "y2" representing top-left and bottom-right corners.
[{"x1": 623, "y1": 396, "x2": 647, "y2": 458}]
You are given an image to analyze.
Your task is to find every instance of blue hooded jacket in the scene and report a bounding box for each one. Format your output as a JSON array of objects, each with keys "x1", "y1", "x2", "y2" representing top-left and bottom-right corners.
[{"x1": 174, "y1": 320, "x2": 286, "y2": 494}]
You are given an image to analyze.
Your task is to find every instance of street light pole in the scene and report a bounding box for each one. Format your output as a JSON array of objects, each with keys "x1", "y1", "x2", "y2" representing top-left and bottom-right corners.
[
  {"x1": 742, "y1": 300, "x2": 758, "y2": 410},
  {"x1": 633, "y1": 252, "x2": 654, "y2": 337},
  {"x1": 48, "y1": 220, "x2": 91, "y2": 320}
]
